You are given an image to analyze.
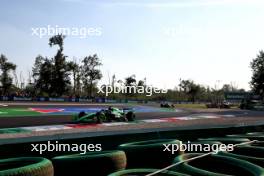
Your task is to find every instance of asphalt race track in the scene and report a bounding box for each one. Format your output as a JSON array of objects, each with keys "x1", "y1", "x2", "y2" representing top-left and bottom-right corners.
[
  {"x1": 0, "y1": 102, "x2": 184, "y2": 128},
  {"x1": 0, "y1": 102, "x2": 264, "y2": 128}
]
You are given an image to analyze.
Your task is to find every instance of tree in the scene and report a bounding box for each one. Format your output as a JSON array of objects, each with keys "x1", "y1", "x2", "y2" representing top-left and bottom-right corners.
[
  {"x1": 221, "y1": 83, "x2": 240, "y2": 92},
  {"x1": 32, "y1": 55, "x2": 53, "y2": 96},
  {"x1": 125, "y1": 75, "x2": 136, "y2": 86},
  {"x1": 0, "y1": 54, "x2": 16, "y2": 95},
  {"x1": 250, "y1": 50, "x2": 264, "y2": 98},
  {"x1": 49, "y1": 34, "x2": 71, "y2": 97},
  {"x1": 111, "y1": 74, "x2": 116, "y2": 88},
  {"x1": 81, "y1": 54, "x2": 102, "y2": 98},
  {"x1": 67, "y1": 60, "x2": 80, "y2": 96},
  {"x1": 124, "y1": 75, "x2": 136, "y2": 97},
  {"x1": 179, "y1": 79, "x2": 201, "y2": 103},
  {"x1": 32, "y1": 35, "x2": 71, "y2": 97},
  {"x1": 179, "y1": 79, "x2": 192, "y2": 93},
  {"x1": 222, "y1": 84, "x2": 233, "y2": 92},
  {"x1": 49, "y1": 34, "x2": 65, "y2": 51},
  {"x1": 188, "y1": 83, "x2": 202, "y2": 103},
  {"x1": 137, "y1": 80, "x2": 145, "y2": 87}
]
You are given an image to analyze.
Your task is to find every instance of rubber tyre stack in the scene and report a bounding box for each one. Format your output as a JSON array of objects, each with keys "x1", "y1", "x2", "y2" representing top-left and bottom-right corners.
[
  {"x1": 226, "y1": 134, "x2": 264, "y2": 142},
  {"x1": 118, "y1": 139, "x2": 182, "y2": 169},
  {"x1": 0, "y1": 157, "x2": 54, "y2": 176},
  {"x1": 108, "y1": 168, "x2": 190, "y2": 176},
  {"x1": 126, "y1": 112, "x2": 135, "y2": 121},
  {"x1": 52, "y1": 150, "x2": 127, "y2": 176},
  {"x1": 172, "y1": 153, "x2": 264, "y2": 176},
  {"x1": 219, "y1": 146, "x2": 264, "y2": 167},
  {"x1": 197, "y1": 137, "x2": 250, "y2": 144}
]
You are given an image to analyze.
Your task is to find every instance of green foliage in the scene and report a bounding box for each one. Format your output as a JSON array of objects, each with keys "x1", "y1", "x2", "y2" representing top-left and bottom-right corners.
[
  {"x1": 0, "y1": 54, "x2": 16, "y2": 95},
  {"x1": 179, "y1": 79, "x2": 202, "y2": 103},
  {"x1": 0, "y1": 34, "x2": 249, "y2": 100},
  {"x1": 125, "y1": 75, "x2": 136, "y2": 86},
  {"x1": 67, "y1": 60, "x2": 80, "y2": 96},
  {"x1": 250, "y1": 50, "x2": 264, "y2": 98},
  {"x1": 32, "y1": 55, "x2": 53, "y2": 96},
  {"x1": 33, "y1": 35, "x2": 72, "y2": 97},
  {"x1": 81, "y1": 54, "x2": 102, "y2": 98},
  {"x1": 32, "y1": 35, "x2": 103, "y2": 98},
  {"x1": 50, "y1": 34, "x2": 71, "y2": 97}
]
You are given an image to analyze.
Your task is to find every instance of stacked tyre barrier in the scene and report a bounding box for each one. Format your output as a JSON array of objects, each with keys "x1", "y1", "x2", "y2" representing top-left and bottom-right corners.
[
  {"x1": 2, "y1": 134, "x2": 264, "y2": 175},
  {"x1": 168, "y1": 134, "x2": 264, "y2": 176},
  {"x1": 172, "y1": 153, "x2": 264, "y2": 176},
  {"x1": 113, "y1": 136, "x2": 264, "y2": 175},
  {"x1": 117, "y1": 139, "x2": 183, "y2": 169}
]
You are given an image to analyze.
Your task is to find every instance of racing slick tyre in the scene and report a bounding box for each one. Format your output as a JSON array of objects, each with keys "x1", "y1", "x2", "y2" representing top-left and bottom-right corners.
[
  {"x1": 108, "y1": 168, "x2": 190, "y2": 176},
  {"x1": 0, "y1": 157, "x2": 54, "y2": 176},
  {"x1": 96, "y1": 117, "x2": 102, "y2": 123},
  {"x1": 219, "y1": 146, "x2": 264, "y2": 167},
  {"x1": 172, "y1": 153, "x2": 264, "y2": 176},
  {"x1": 121, "y1": 117, "x2": 128, "y2": 122},
  {"x1": 198, "y1": 137, "x2": 250, "y2": 145},
  {"x1": 126, "y1": 112, "x2": 135, "y2": 121},
  {"x1": 52, "y1": 150, "x2": 126, "y2": 176},
  {"x1": 118, "y1": 139, "x2": 182, "y2": 169},
  {"x1": 96, "y1": 112, "x2": 106, "y2": 124}
]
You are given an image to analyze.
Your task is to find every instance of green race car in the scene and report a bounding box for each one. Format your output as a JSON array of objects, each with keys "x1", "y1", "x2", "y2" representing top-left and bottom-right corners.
[{"x1": 73, "y1": 107, "x2": 136, "y2": 123}]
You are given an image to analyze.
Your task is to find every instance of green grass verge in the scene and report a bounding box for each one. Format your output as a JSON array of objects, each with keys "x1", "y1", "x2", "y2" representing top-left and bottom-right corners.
[
  {"x1": 174, "y1": 103, "x2": 207, "y2": 109},
  {"x1": 0, "y1": 128, "x2": 31, "y2": 134},
  {"x1": 0, "y1": 108, "x2": 41, "y2": 117}
]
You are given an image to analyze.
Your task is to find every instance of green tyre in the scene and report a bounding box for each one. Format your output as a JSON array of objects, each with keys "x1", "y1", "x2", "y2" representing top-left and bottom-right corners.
[
  {"x1": 198, "y1": 137, "x2": 250, "y2": 144},
  {"x1": 0, "y1": 157, "x2": 54, "y2": 176},
  {"x1": 172, "y1": 153, "x2": 264, "y2": 176},
  {"x1": 126, "y1": 112, "x2": 135, "y2": 121},
  {"x1": 219, "y1": 146, "x2": 264, "y2": 167},
  {"x1": 118, "y1": 139, "x2": 182, "y2": 169},
  {"x1": 52, "y1": 150, "x2": 126, "y2": 176}
]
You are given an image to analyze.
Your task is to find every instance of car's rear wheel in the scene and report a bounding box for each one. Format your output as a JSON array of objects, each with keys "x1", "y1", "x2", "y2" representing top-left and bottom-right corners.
[{"x1": 126, "y1": 112, "x2": 135, "y2": 121}]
